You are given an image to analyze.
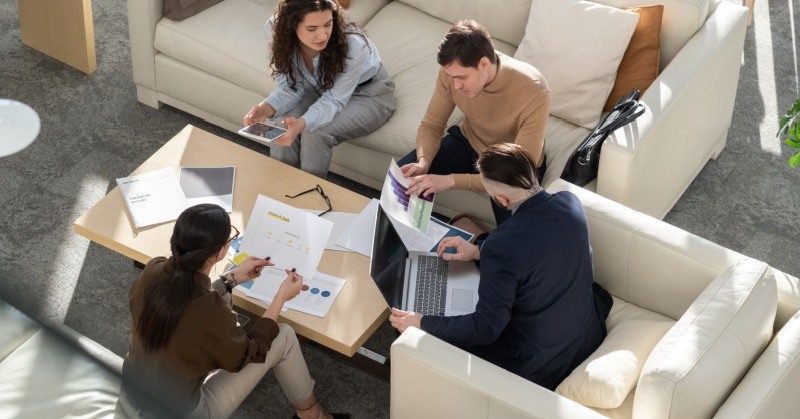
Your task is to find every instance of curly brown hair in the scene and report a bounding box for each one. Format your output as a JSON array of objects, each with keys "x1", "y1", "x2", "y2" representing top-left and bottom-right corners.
[{"x1": 270, "y1": 0, "x2": 361, "y2": 91}]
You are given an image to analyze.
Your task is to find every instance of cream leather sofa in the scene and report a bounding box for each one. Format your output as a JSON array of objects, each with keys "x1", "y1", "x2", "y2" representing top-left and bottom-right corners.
[
  {"x1": 390, "y1": 179, "x2": 800, "y2": 419},
  {"x1": 0, "y1": 300, "x2": 123, "y2": 418},
  {"x1": 127, "y1": 0, "x2": 748, "y2": 227}
]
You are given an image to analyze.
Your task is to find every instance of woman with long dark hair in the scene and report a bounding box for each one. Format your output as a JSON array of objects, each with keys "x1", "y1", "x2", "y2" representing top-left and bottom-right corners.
[
  {"x1": 243, "y1": 0, "x2": 395, "y2": 178},
  {"x1": 120, "y1": 204, "x2": 343, "y2": 418}
]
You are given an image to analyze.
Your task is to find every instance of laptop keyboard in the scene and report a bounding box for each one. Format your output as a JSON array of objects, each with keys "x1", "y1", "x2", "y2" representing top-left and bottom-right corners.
[{"x1": 414, "y1": 255, "x2": 448, "y2": 316}]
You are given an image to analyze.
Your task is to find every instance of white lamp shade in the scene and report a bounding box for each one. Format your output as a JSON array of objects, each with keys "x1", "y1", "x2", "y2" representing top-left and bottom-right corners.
[{"x1": 0, "y1": 99, "x2": 41, "y2": 157}]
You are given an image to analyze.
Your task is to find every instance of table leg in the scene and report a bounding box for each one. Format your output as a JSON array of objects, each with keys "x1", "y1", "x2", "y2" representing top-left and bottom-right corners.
[{"x1": 18, "y1": 0, "x2": 97, "y2": 74}]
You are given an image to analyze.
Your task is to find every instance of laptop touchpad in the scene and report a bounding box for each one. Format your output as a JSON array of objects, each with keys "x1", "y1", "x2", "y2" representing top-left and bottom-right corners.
[{"x1": 451, "y1": 289, "x2": 474, "y2": 312}]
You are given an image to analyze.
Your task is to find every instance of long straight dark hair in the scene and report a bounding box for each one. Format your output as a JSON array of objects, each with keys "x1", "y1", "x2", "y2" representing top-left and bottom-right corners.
[{"x1": 137, "y1": 204, "x2": 230, "y2": 352}]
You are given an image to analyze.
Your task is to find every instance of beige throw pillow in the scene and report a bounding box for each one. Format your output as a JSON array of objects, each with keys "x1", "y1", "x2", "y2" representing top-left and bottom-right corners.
[
  {"x1": 514, "y1": 0, "x2": 639, "y2": 129},
  {"x1": 556, "y1": 319, "x2": 674, "y2": 409}
]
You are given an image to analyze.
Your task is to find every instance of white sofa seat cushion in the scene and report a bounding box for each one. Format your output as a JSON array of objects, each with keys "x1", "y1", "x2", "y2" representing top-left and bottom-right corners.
[
  {"x1": 154, "y1": 0, "x2": 275, "y2": 96},
  {"x1": 0, "y1": 330, "x2": 121, "y2": 418},
  {"x1": 556, "y1": 319, "x2": 673, "y2": 409},
  {"x1": 514, "y1": 0, "x2": 639, "y2": 129},
  {"x1": 633, "y1": 258, "x2": 777, "y2": 419},
  {"x1": 714, "y1": 310, "x2": 800, "y2": 418}
]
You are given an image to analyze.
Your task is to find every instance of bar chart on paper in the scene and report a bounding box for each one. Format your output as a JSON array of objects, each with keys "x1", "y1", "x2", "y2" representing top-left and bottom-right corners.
[{"x1": 380, "y1": 159, "x2": 434, "y2": 232}]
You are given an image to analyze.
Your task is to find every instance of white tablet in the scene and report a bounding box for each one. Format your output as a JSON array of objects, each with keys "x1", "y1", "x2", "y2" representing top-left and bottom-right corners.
[{"x1": 237, "y1": 122, "x2": 287, "y2": 145}]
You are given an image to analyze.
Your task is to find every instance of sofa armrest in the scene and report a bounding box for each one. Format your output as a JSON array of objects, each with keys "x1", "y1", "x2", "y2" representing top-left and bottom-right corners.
[
  {"x1": 547, "y1": 179, "x2": 748, "y2": 320},
  {"x1": 595, "y1": 1, "x2": 748, "y2": 219},
  {"x1": 127, "y1": 0, "x2": 164, "y2": 98},
  {"x1": 391, "y1": 327, "x2": 606, "y2": 419}
]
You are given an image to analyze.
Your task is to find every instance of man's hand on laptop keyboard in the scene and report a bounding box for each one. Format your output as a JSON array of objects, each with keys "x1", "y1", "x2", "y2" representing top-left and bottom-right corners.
[
  {"x1": 437, "y1": 236, "x2": 480, "y2": 261},
  {"x1": 389, "y1": 307, "x2": 422, "y2": 333}
]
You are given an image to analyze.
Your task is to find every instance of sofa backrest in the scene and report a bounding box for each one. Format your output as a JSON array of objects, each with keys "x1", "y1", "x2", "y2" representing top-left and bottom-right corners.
[
  {"x1": 396, "y1": 0, "x2": 710, "y2": 71},
  {"x1": 581, "y1": 0, "x2": 709, "y2": 70},
  {"x1": 547, "y1": 179, "x2": 746, "y2": 321},
  {"x1": 396, "y1": 0, "x2": 533, "y2": 46}
]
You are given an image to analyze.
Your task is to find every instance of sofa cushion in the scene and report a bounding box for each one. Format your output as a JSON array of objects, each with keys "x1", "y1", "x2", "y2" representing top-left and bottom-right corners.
[
  {"x1": 714, "y1": 310, "x2": 800, "y2": 418},
  {"x1": 155, "y1": 0, "x2": 274, "y2": 96},
  {"x1": 0, "y1": 301, "x2": 39, "y2": 363},
  {"x1": 514, "y1": 0, "x2": 639, "y2": 129},
  {"x1": 633, "y1": 258, "x2": 777, "y2": 419},
  {"x1": 0, "y1": 330, "x2": 121, "y2": 418},
  {"x1": 603, "y1": 5, "x2": 663, "y2": 111},
  {"x1": 556, "y1": 319, "x2": 673, "y2": 409}
]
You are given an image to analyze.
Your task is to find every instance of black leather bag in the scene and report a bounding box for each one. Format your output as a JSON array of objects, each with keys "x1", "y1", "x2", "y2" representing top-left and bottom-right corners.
[{"x1": 561, "y1": 89, "x2": 646, "y2": 186}]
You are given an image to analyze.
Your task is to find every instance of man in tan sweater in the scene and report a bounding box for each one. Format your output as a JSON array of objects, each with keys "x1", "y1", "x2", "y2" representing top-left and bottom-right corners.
[{"x1": 398, "y1": 20, "x2": 551, "y2": 225}]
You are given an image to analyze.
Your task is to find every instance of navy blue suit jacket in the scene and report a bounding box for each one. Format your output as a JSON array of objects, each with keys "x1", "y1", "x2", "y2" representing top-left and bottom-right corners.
[{"x1": 421, "y1": 190, "x2": 607, "y2": 390}]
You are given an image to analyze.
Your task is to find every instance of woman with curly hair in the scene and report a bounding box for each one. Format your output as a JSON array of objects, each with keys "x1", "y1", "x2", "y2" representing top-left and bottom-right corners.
[{"x1": 244, "y1": 0, "x2": 395, "y2": 178}]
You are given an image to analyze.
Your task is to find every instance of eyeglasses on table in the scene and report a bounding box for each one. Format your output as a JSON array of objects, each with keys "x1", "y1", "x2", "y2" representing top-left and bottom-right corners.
[{"x1": 285, "y1": 184, "x2": 332, "y2": 217}]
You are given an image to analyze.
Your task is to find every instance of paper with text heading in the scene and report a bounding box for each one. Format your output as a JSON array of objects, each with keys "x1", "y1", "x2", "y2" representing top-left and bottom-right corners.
[
  {"x1": 239, "y1": 195, "x2": 333, "y2": 278},
  {"x1": 116, "y1": 168, "x2": 188, "y2": 229}
]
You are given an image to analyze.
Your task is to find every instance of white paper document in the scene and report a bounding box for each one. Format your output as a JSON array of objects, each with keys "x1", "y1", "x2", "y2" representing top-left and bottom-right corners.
[
  {"x1": 239, "y1": 195, "x2": 333, "y2": 278},
  {"x1": 303, "y1": 210, "x2": 357, "y2": 252},
  {"x1": 116, "y1": 167, "x2": 188, "y2": 229},
  {"x1": 386, "y1": 208, "x2": 449, "y2": 252},
  {"x1": 334, "y1": 198, "x2": 379, "y2": 257},
  {"x1": 244, "y1": 266, "x2": 346, "y2": 317},
  {"x1": 380, "y1": 159, "x2": 434, "y2": 233}
]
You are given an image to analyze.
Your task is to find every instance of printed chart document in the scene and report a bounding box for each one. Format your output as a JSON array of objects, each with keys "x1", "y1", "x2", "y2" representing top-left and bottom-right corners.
[
  {"x1": 179, "y1": 166, "x2": 235, "y2": 212},
  {"x1": 385, "y1": 206, "x2": 448, "y2": 252},
  {"x1": 116, "y1": 168, "x2": 188, "y2": 229},
  {"x1": 242, "y1": 266, "x2": 346, "y2": 317},
  {"x1": 238, "y1": 195, "x2": 333, "y2": 278},
  {"x1": 380, "y1": 159, "x2": 434, "y2": 233}
]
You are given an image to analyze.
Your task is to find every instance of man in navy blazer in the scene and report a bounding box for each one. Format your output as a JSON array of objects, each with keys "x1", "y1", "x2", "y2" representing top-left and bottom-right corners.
[{"x1": 390, "y1": 143, "x2": 611, "y2": 390}]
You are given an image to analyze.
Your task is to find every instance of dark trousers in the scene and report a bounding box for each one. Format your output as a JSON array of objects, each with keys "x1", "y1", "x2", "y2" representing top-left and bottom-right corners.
[{"x1": 398, "y1": 126, "x2": 513, "y2": 225}]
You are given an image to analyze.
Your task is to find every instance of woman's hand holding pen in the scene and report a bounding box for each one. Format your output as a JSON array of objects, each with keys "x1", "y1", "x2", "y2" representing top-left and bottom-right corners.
[
  {"x1": 263, "y1": 268, "x2": 303, "y2": 321},
  {"x1": 276, "y1": 268, "x2": 303, "y2": 302}
]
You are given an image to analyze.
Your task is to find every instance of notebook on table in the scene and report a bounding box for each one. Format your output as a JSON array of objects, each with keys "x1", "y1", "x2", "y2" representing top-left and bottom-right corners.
[{"x1": 369, "y1": 205, "x2": 480, "y2": 316}]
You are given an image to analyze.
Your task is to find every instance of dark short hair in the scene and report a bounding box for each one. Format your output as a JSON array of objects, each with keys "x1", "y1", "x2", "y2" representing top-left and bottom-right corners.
[
  {"x1": 437, "y1": 20, "x2": 497, "y2": 68},
  {"x1": 476, "y1": 143, "x2": 540, "y2": 190}
]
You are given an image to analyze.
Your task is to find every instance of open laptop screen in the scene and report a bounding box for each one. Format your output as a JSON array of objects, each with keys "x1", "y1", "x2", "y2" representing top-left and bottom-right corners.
[{"x1": 369, "y1": 206, "x2": 407, "y2": 309}]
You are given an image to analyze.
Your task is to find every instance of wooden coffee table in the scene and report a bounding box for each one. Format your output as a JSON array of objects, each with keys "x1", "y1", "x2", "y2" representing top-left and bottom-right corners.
[{"x1": 74, "y1": 125, "x2": 389, "y2": 356}]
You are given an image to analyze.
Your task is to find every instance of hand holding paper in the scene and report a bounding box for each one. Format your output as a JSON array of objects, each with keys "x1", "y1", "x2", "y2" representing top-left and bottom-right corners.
[{"x1": 381, "y1": 159, "x2": 434, "y2": 233}]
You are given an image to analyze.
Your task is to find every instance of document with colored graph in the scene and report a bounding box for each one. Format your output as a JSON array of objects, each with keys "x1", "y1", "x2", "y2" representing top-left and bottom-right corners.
[
  {"x1": 380, "y1": 159, "x2": 434, "y2": 233},
  {"x1": 241, "y1": 266, "x2": 346, "y2": 318}
]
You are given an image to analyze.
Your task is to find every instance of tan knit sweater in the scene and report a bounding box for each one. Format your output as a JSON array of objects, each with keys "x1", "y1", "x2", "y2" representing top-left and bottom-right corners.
[{"x1": 416, "y1": 52, "x2": 551, "y2": 191}]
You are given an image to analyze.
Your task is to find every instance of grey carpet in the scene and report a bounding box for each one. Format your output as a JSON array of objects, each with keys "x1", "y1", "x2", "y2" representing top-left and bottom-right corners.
[{"x1": 0, "y1": 0, "x2": 797, "y2": 418}]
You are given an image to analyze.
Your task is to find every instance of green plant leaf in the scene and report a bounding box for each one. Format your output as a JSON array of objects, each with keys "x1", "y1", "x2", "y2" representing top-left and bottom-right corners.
[
  {"x1": 787, "y1": 138, "x2": 800, "y2": 149},
  {"x1": 790, "y1": 151, "x2": 800, "y2": 168}
]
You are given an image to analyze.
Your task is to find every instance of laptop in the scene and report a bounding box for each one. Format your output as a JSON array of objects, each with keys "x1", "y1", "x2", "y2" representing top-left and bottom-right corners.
[{"x1": 370, "y1": 205, "x2": 480, "y2": 316}]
